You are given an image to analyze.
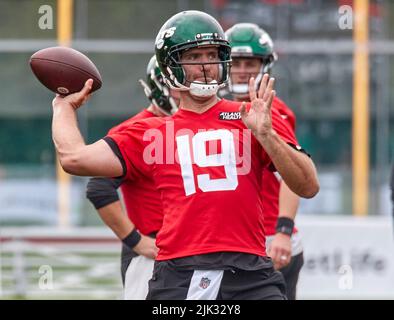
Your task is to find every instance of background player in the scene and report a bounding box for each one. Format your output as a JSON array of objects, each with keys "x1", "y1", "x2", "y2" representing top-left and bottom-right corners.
[
  {"x1": 225, "y1": 23, "x2": 304, "y2": 299},
  {"x1": 86, "y1": 55, "x2": 179, "y2": 299}
]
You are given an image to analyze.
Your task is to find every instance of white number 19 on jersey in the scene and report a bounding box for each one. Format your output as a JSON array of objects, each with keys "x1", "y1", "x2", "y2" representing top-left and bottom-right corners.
[{"x1": 176, "y1": 130, "x2": 239, "y2": 196}]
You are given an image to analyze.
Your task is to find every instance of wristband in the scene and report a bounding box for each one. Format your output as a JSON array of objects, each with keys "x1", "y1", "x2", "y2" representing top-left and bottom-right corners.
[
  {"x1": 275, "y1": 217, "x2": 294, "y2": 236},
  {"x1": 122, "y1": 229, "x2": 142, "y2": 249}
]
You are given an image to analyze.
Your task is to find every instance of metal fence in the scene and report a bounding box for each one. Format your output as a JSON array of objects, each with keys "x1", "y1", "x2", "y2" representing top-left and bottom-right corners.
[{"x1": 0, "y1": 228, "x2": 122, "y2": 299}]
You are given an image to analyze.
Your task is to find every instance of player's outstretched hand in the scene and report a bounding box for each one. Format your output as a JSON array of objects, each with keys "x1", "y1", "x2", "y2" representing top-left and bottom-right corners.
[
  {"x1": 52, "y1": 79, "x2": 93, "y2": 110},
  {"x1": 133, "y1": 234, "x2": 159, "y2": 259},
  {"x1": 267, "y1": 233, "x2": 292, "y2": 270},
  {"x1": 239, "y1": 74, "x2": 275, "y2": 139}
]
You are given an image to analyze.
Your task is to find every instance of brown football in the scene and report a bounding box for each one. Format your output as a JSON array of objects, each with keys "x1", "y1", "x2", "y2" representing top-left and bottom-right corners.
[{"x1": 29, "y1": 46, "x2": 102, "y2": 95}]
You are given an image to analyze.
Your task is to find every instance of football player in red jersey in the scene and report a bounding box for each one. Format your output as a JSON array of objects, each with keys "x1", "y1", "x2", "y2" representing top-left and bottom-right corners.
[
  {"x1": 50, "y1": 11, "x2": 319, "y2": 300},
  {"x1": 225, "y1": 23, "x2": 304, "y2": 300},
  {"x1": 86, "y1": 55, "x2": 179, "y2": 299}
]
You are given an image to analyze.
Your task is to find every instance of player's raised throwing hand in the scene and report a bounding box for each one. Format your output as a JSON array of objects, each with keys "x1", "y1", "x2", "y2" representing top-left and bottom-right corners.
[{"x1": 52, "y1": 79, "x2": 93, "y2": 110}]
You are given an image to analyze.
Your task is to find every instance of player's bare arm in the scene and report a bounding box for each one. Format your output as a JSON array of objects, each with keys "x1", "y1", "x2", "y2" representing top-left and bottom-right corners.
[
  {"x1": 52, "y1": 79, "x2": 123, "y2": 177},
  {"x1": 268, "y1": 181, "x2": 300, "y2": 269},
  {"x1": 240, "y1": 74, "x2": 319, "y2": 198}
]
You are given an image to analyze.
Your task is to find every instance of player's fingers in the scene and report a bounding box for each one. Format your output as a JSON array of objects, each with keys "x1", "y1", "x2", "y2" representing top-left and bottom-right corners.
[
  {"x1": 281, "y1": 258, "x2": 290, "y2": 268},
  {"x1": 80, "y1": 79, "x2": 93, "y2": 96},
  {"x1": 257, "y1": 73, "x2": 269, "y2": 99},
  {"x1": 278, "y1": 249, "x2": 290, "y2": 268},
  {"x1": 262, "y1": 77, "x2": 275, "y2": 102},
  {"x1": 248, "y1": 77, "x2": 257, "y2": 101},
  {"x1": 72, "y1": 80, "x2": 93, "y2": 107},
  {"x1": 151, "y1": 243, "x2": 159, "y2": 258},
  {"x1": 272, "y1": 247, "x2": 280, "y2": 257},
  {"x1": 273, "y1": 258, "x2": 282, "y2": 270},
  {"x1": 264, "y1": 90, "x2": 275, "y2": 113},
  {"x1": 239, "y1": 101, "x2": 247, "y2": 117},
  {"x1": 266, "y1": 244, "x2": 272, "y2": 257},
  {"x1": 148, "y1": 250, "x2": 158, "y2": 259},
  {"x1": 52, "y1": 94, "x2": 59, "y2": 104},
  {"x1": 270, "y1": 246, "x2": 280, "y2": 263}
]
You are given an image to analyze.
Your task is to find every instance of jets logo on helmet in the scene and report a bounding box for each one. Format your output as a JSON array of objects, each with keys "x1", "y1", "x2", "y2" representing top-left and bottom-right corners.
[
  {"x1": 139, "y1": 55, "x2": 178, "y2": 115},
  {"x1": 225, "y1": 23, "x2": 277, "y2": 96},
  {"x1": 259, "y1": 33, "x2": 273, "y2": 47},
  {"x1": 155, "y1": 10, "x2": 232, "y2": 98},
  {"x1": 156, "y1": 27, "x2": 177, "y2": 50}
]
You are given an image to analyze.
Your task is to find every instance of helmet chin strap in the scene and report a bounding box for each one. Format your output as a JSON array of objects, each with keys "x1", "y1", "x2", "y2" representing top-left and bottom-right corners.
[
  {"x1": 168, "y1": 97, "x2": 178, "y2": 114},
  {"x1": 165, "y1": 66, "x2": 227, "y2": 97},
  {"x1": 139, "y1": 79, "x2": 152, "y2": 98}
]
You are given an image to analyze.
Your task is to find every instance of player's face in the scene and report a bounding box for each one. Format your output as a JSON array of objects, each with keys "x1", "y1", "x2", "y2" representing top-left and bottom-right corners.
[
  {"x1": 231, "y1": 57, "x2": 262, "y2": 84},
  {"x1": 180, "y1": 46, "x2": 220, "y2": 85}
]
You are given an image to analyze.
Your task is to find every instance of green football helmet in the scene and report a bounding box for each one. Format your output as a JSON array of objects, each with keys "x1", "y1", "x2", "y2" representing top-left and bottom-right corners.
[
  {"x1": 155, "y1": 10, "x2": 231, "y2": 97},
  {"x1": 225, "y1": 23, "x2": 277, "y2": 95},
  {"x1": 139, "y1": 55, "x2": 178, "y2": 115}
]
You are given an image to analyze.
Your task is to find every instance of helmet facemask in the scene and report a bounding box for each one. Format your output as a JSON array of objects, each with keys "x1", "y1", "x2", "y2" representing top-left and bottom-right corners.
[{"x1": 163, "y1": 38, "x2": 231, "y2": 98}]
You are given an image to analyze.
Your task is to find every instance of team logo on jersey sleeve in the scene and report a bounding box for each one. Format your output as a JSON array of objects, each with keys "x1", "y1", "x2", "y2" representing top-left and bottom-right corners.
[{"x1": 219, "y1": 111, "x2": 241, "y2": 120}]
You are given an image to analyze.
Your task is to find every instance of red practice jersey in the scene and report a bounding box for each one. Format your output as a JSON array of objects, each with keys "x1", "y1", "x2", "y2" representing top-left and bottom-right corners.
[
  {"x1": 108, "y1": 109, "x2": 163, "y2": 236},
  {"x1": 261, "y1": 97, "x2": 298, "y2": 236},
  {"x1": 108, "y1": 99, "x2": 297, "y2": 260}
]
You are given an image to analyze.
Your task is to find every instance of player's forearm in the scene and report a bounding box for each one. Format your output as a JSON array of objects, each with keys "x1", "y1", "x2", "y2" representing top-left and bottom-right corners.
[
  {"x1": 52, "y1": 104, "x2": 123, "y2": 177},
  {"x1": 52, "y1": 103, "x2": 86, "y2": 170},
  {"x1": 278, "y1": 180, "x2": 300, "y2": 219},
  {"x1": 258, "y1": 130, "x2": 319, "y2": 198},
  {"x1": 97, "y1": 201, "x2": 135, "y2": 240}
]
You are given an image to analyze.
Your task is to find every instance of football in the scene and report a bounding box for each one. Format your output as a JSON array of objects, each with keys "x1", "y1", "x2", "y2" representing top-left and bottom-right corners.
[{"x1": 29, "y1": 46, "x2": 102, "y2": 95}]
